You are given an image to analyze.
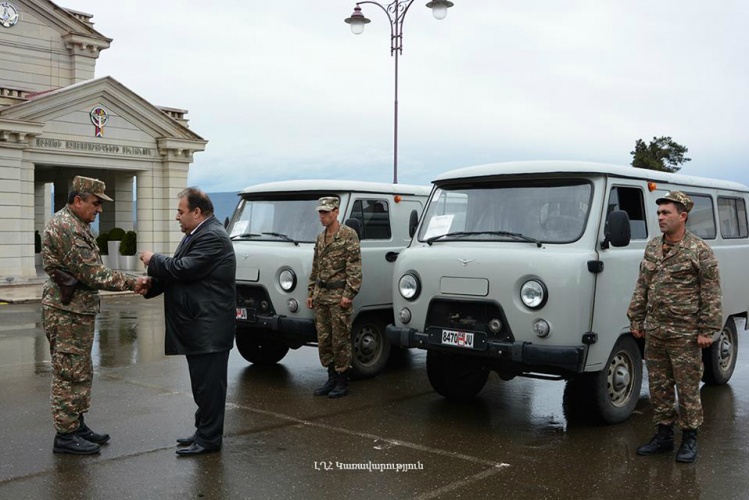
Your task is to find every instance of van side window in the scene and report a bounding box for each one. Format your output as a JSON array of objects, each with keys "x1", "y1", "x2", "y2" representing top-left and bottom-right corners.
[
  {"x1": 350, "y1": 199, "x2": 392, "y2": 240},
  {"x1": 607, "y1": 187, "x2": 647, "y2": 239},
  {"x1": 718, "y1": 197, "x2": 748, "y2": 239},
  {"x1": 685, "y1": 194, "x2": 716, "y2": 239}
]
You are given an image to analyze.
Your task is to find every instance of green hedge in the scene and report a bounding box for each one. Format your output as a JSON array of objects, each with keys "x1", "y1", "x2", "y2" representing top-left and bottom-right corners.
[
  {"x1": 119, "y1": 231, "x2": 137, "y2": 256},
  {"x1": 96, "y1": 233, "x2": 110, "y2": 255},
  {"x1": 108, "y1": 227, "x2": 126, "y2": 241}
]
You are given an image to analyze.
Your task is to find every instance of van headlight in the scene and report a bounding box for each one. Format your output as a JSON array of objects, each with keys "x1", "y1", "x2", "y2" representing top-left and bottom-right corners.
[
  {"x1": 520, "y1": 279, "x2": 547, "y2": 309},
  {"x1": 279, "y1": 269, "x2": 296, "y2": 292},
  {"x1": 398, "y1": 273, "x2": 420, "y2": 300}
]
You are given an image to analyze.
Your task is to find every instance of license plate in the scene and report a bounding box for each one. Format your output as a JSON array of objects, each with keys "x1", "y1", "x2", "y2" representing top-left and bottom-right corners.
[
  {"x1": 441, "y1": 329, "x2": 474, "y2": 348},
  {"x1": 236, "y1": 308, "x2": 247, "y2": 320}
]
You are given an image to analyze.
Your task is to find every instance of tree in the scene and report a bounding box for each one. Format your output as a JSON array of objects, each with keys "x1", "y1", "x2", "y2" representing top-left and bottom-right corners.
[{"x1": 630, "y1": 136, "x2": 691, "y2": 173}]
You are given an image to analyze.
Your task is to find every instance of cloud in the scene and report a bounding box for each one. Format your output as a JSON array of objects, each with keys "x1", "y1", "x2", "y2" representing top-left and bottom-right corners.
[{"x1": 64, "y1": 0, "x2": 749, "y2": 191}]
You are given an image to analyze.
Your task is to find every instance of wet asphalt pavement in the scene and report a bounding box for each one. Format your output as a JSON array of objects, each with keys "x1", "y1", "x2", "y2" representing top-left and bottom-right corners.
[{"x1": 1, "y1": 296, "x2": 748, "y2": 500}]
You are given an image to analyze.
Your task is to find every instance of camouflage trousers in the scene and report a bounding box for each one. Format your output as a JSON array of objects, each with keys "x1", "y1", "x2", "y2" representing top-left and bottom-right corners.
[
  {"x1": 645, "y1": 333, "x2": 704, "y2": 430},
  {"x1": 42, "y1": 306, "x2": 95, "y2": 433},
  {"x1": 314, "y1": 301, "x2": 353, "y2": 372}
]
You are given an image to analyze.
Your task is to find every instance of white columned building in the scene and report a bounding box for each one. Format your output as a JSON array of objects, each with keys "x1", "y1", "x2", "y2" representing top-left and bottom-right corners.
[{"x1": 0, "y1": 0, "x2": 207, "y2": 281}]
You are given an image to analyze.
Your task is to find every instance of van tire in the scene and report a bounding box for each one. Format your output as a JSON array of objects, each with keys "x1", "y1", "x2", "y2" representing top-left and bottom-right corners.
[
  {"x1": 702, "y1": 319, "x2": 738, "y2": 385},
  {"x1": 350, "y1": 316, "x2": 390, "y2": 379},
  {"x1": 567, "y1": 336, "x2": 642, "y2": 424},
  {"x1": 235, "y1": 331, "x2": 290, "y2": 366},
  {"x1": 426, "y1": 351, "x2": 489, "y2": 400}
]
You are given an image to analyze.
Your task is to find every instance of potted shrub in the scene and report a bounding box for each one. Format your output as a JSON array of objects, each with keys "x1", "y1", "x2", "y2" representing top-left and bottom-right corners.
[
  {"x1": 96, "y1": 233, "x2": 110, "y2": 268},
  {"x1": 108, "y1": 227, "x2": 125, "y2": 269},
  {"x1": 34, "y1": 230, "x2": 42, "y2": 268},
  {"x1": 119, "y1": 230, "x2": 139, "y2": 271}
]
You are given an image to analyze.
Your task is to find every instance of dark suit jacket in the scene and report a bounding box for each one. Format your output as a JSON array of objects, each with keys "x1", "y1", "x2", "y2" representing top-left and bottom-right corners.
[{"x1": 146, "y1": 216, "x2": 237, "y2": 355}]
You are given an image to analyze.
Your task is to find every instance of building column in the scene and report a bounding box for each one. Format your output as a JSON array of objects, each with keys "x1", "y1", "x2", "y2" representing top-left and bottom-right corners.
[
  {"x1": 135, "y1": 170, "x2": 156, "y2": 255},
  {"x1": 52, "y1": 173, "x2": 69, "y2": 213},
  {"x1": 136, "y1": 164, "x2": 187, "y2": 256},
  {"x1": 112, "y1": 173, "x2": 134, "y2": 232},
  {"x1": 34, "y1": 182, "x2": 52, "y2": 233},
  {"x1": 0, "y1": 149, "x2": 33, "y2": 279},
  {"x1": 97, "y1": 171, "x2": 116, "y2": 235},
  {"x1": 0, "y1": 120, "x2": 42, "y2": 281}
]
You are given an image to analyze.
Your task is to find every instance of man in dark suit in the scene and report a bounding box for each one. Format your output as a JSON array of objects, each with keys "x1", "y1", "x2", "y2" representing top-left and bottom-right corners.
[{"x1": 140, "y1": 187, "x2": 236, "y2": 456}]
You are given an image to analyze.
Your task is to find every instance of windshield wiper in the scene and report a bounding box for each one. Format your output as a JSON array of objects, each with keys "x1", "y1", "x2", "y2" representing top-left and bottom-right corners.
[
  {"x1": 230, "y1": 233, "x2": 261, "y2": 240},
  {"x1": 426, "y1": 231, "x2": 474, "y2": 245},
  {"x1": 262, "y1": 232, "x2": 300, "y2": 246},
  {"x1": 426, "y1": 230, "x2": 542, "y2": 247}
]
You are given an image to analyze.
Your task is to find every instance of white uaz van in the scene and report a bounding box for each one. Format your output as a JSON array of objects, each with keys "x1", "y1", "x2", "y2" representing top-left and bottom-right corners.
[
  {"x1": 387, "y1": 161, "x2": 748, "y2": 423},
  {"x1": 228, "y1": 180, "x2": 430, "y2": 377}
]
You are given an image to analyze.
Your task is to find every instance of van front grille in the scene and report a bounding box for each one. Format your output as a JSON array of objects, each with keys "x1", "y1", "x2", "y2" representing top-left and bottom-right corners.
[{"x1": 425, "y1": 298, "x2": 513, "y2": 341}]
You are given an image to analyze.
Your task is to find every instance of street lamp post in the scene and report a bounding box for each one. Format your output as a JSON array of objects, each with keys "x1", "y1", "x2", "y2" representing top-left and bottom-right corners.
[{"x1": 345, "y1": 1, "x2": 454, "y2": 184}]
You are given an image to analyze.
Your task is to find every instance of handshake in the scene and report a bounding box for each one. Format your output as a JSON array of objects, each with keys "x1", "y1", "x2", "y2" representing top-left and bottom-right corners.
[{"x1": 133, "y1": 276, "x2": 151, "y2": 296}]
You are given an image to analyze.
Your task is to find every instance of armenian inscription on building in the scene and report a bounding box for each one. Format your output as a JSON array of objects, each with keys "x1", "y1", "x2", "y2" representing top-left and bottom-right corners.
[{"x1": 35, "y1": 138, "x2": 153, "y2": 156}]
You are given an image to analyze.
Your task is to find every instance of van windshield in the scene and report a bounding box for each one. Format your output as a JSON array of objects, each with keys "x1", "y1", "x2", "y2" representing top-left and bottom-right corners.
[
  {"x1": 418, "y1": 180, "x2": 592, "y2": 244},
  {"x1": 228, "y1": 197, "x2": 321, "y2": 243}
]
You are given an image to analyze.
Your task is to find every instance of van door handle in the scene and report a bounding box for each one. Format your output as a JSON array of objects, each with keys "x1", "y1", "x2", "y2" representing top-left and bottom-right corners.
[{"x1": 386, "y1": 251, "x2": 399, "y2": 262}]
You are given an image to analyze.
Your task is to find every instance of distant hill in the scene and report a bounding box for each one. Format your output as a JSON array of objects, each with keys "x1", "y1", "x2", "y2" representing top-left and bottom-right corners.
[{"x1": 208, "y1": 191, "x2": 242, "y2": 225}]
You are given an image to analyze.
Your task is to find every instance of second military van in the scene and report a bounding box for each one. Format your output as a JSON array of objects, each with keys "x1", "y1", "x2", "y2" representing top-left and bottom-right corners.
[
  {"x1": 387, "y1": 161, "x2": 748, "y2": 423},
  {"x1": 227, "y1": 180, "x2": 430, "y2": 378}
]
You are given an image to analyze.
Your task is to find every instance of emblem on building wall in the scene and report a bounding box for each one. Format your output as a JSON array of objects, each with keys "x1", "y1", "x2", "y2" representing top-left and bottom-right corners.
[
  {"x1": 90, "y1": 106, "x2": 109, "y2": 137},
  {"x1": 0, "y1": 2, "x2": 19, "y2": 28}
]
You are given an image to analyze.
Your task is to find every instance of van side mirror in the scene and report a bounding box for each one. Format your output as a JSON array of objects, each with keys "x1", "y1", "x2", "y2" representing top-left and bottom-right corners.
[
  {"x1": 408, "y1": 210, "x2": 419, "y2": 238},
  {"x1": 344, "y1": 218, "x2": 362, "y2": 240},
  {"x1": 602, "y1": 210, "x2": 631, "y2": 249}
]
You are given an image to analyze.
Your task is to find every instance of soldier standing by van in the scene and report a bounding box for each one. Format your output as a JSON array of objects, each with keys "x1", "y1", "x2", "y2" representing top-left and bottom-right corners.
[
  {"x1": 306, "y1": 197, "x2": 362, "y2": 398},
  {"x1": 42, "y1": 176, "x2": 149, "y2": 455},
  {"x1": 627, "y1": 190, "x2": 722, "y2": 463}
]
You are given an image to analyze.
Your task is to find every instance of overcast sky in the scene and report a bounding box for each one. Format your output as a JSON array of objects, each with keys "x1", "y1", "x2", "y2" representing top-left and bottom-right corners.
[{"x1": 62, "y1": 0, "x2": 749, "y2": 192}]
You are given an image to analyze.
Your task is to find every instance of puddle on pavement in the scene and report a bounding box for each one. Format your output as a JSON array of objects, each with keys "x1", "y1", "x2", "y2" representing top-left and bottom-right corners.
[{"x1": 0, "y1": 297, "x2": 166, "y2": 377}]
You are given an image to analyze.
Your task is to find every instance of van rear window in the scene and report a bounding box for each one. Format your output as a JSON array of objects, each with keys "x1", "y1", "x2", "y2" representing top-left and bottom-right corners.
[
  {"x1": 718, "y1": 197, "x2": 749, "y2": 239},
  {"x1": 685, "y1": 194, "x2": 716, "y2": 240}
]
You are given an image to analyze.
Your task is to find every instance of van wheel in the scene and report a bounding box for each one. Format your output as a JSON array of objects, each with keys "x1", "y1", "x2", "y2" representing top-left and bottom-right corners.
[
  {"x1": 702, "y1": 319, "x2": 738, "y2": 385},
  {"x1": 426, "y1": 350, "x2": 489, "y2": 400},
  {"x1": 235, "y1": 331, "x2": 289, "y2": 366},
  {"x1": 566, "y1": 336, "x2": 642, "y2": 424},
  {"x1": 350, "y1": 316, "x2": 390, "y2": 379}
]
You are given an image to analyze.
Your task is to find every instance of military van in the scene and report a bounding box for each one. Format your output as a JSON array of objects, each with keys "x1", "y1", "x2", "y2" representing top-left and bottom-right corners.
[
  {"x1": 386, "y1": 161, "x2": 749, "y2": 423},
  {"x1": 227, "y1": 180, "x2": 430, "y2": 377}
]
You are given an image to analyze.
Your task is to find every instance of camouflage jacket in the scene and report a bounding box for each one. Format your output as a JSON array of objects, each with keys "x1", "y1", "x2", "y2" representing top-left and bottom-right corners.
[
  {"x1": 627, "y1": 231, "x2": 722, "y2": 338},
  {"x1": 308, "y1": 224, "x2": 362, "y2": 304},
  {"x1": 42, "y1": 206, "x2": 136, "y2": 315}
]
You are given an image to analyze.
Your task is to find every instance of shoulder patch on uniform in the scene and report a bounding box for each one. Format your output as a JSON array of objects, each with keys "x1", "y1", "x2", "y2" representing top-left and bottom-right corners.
[
  {"x1": 704, "y1": 265, "x2": 718, "y2": 280},
  {"x1": 79, "y1": 247, "x2": 94, "y2": 261}
]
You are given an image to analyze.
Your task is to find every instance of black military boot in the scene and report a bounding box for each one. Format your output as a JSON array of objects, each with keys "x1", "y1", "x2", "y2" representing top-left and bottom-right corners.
[
  {"x1": 636, "y1": 424, "x2": 674, "y2": 456},
  {"x1": 328, "y1": 370, "x2": 350, "y2": 399},
  {"x1": 53, "y1": 432, "x2": 101, "y2": 455},
  {"x1": 77, "y1": 414, "x2": 111, "y2": 444},
  {"x1": 314, "y1": 365, "x2": 337, "y2": 396},
  {"x1": 676, "y1": 430, "x2": 698, "y2": 463}
]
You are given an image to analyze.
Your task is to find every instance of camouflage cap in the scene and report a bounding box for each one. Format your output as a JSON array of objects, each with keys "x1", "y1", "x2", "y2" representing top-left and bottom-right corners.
[
  {"x1": 316, "y1": 196, "x2": 340, "y2": 212},
  {"x1": 72, "y1": 175, "x2": 113, "y2": 201},
  {"x1": 656, "y1": 190, "x2": 693, "y2": 212}
]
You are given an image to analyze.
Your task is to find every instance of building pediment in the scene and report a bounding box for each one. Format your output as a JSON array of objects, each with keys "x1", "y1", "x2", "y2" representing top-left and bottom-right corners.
[
  {"x1": 15, "y1": 0, "x2": 111, "y2": 47},
  {"x1": 0, "y1": 76, "x2": 205, "y2": 145}
]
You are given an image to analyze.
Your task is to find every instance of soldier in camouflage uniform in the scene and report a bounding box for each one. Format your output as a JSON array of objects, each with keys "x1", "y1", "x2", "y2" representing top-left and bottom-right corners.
[
  {"x1": 627, "y1": 190, "x2": 722, "y2": 464},
  {"x1": 42, "y1": 176, "x2": 149, "y2": 455},
  {"x1": 306, "y1": 196, "x2": 362, "y2": 398}
]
